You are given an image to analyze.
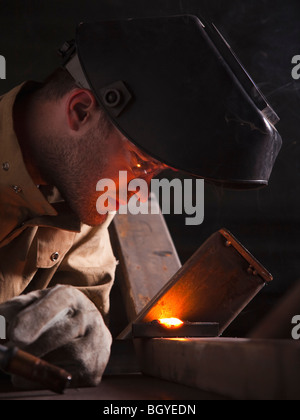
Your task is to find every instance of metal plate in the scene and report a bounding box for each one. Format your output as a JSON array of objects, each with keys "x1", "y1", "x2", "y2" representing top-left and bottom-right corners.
[
  {"x1": 119, "y1": 229, "x2": 273, "y2": 339},
  {"x1": 132, "y1": 321, "x2": 219, "y2": 338}
]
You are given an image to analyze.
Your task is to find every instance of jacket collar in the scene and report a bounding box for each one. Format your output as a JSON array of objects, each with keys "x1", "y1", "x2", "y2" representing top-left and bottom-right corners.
[{"x1": 0, "y1": 82, "x2": 81, "y2": 245}]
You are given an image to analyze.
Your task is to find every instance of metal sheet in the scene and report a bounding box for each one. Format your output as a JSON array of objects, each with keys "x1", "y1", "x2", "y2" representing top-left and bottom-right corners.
[
  {"x1": 119, "y1": 229, "x2": 272, "y2": 339},
  {"x1": 132, "y1": 321, "x2": 219, "y2": 338}
]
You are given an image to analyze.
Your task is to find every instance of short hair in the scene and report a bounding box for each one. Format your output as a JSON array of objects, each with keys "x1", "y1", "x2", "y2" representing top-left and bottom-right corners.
[
  {"x1": 37, "y1": 67, "x2": 79, "y2": 101},
  {"x1": 37, "y1": 67, "x2": 114, "y2": 137}
]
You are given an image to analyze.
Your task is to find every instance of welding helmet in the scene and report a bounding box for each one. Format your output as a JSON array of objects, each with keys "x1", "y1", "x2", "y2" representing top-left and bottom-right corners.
[{"x1": 59, "y1": 15, "x2": 282, "y2": 189}]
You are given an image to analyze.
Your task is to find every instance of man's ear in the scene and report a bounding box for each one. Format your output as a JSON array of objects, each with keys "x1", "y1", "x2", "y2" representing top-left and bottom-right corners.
[{"x1": 66, "y1": 89, "x2": 98, "y2": 131}]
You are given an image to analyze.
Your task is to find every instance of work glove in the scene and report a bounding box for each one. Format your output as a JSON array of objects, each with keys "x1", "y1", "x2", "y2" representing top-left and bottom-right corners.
[{"x1": 0, "y1": 285, "x2": 112, "y2": 388}]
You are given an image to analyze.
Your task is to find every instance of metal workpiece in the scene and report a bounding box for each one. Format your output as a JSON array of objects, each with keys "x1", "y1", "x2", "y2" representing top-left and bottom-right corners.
[
  {"x1": 119, "y1": 229, "x2": 273, "y2": 339},
  {"x1": 132, "y1": 320, "x2": 219, "y2": 338}
]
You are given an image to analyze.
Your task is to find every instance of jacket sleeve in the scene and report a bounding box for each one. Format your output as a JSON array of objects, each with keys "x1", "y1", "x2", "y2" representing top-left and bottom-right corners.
[{"x1": 48, "y1": 215, "x2": 118, "y2": 325}]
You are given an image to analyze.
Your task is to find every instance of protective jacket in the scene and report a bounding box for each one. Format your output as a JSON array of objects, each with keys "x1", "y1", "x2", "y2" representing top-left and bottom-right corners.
[{"x1": 0, "y1": 83, "x2": 117, "y2": 323}]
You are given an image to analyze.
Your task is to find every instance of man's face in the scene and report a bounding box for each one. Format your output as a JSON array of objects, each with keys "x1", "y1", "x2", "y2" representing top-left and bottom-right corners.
[{"x1": 41, "y1": 115, "x2": 167, "y2": 226}]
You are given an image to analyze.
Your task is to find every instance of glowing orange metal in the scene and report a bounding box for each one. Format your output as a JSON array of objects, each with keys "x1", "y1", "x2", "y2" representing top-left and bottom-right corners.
[{"x1": 158, "y1": 318, "x2": 184, "y2": 329}]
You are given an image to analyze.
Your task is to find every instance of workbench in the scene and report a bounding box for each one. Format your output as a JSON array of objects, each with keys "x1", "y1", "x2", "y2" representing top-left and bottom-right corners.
[{"x1": 0, "y1": 373, "x2": 223, "y2": 400}]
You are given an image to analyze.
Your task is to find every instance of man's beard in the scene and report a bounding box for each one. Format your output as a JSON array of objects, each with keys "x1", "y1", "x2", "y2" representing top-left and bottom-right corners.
[{"x1": 32, "y1": 128, "x2": 110, "y2": 226}]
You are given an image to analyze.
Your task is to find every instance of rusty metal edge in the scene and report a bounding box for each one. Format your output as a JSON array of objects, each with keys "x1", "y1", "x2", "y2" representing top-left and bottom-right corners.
[{"x1": 219, "y1": 228, "x2": 273, "y2": 283}]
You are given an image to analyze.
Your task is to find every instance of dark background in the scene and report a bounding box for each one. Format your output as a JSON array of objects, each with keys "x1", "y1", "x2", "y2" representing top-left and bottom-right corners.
[{"x1": 0, "y1": 0, "x2": 299, "y2": 335}]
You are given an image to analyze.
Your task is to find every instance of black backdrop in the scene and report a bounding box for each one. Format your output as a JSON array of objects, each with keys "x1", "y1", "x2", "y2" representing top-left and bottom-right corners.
[{"x1": 0, "y1": 0, "x2": 299, "y2": 334}]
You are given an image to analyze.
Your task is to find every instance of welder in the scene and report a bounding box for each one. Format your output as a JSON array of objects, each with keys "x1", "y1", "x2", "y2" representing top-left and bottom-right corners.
[{"x1": 0, "y1": 15, "x2": 282, "y2": 387}]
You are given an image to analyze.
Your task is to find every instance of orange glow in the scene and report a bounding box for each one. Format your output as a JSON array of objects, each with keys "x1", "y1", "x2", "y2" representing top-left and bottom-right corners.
[{"x1": 158, "y1": 318, "x2": 184, "y2": 329}]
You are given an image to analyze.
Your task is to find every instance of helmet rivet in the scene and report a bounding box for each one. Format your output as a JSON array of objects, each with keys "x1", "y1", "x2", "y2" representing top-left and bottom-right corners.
[{"x1": 104, "y1": 89, "x2": 121, "y2": 107}]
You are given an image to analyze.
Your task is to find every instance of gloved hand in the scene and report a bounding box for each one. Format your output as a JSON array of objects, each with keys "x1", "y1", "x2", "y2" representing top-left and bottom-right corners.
[{"x1": 0, "y1": 285, "x2": 112, "y2": 388}]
